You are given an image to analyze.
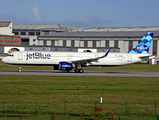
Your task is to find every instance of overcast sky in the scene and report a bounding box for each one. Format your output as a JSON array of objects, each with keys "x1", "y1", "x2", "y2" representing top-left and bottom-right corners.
[{"x1": 0, "y1": 0, "x2": 159, "y2": 29}]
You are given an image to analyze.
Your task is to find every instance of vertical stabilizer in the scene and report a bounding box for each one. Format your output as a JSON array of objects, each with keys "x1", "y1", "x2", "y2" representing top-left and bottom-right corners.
[{"x1": 129, "y1": 32, "x2": 154, "y2": 54}]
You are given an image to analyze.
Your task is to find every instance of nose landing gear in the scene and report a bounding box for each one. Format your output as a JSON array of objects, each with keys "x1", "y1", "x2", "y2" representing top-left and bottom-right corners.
[{"x1": 18, "y1": 65, "x2": 22, "y2": 72}]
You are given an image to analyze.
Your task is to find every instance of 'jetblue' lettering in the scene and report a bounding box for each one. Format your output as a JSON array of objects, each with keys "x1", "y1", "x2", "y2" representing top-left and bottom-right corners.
[
  {"x1": 26, "y1": 52, "x2": 51, "y2": 60},
  {"x1": 62, "y1": 65, "x2": 71, "y2": 67}
]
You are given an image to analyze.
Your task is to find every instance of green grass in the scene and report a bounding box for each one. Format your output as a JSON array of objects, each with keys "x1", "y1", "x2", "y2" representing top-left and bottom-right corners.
[
  {"x1": 0, "y1": 75, "x2": 159, "y2": 100},
  {"x1": 0, "y1": 62, "x2": 159, "y2": 119},
  {"x1": 0, "y1": 75, "x2": 159, "y2": 119},
  {"x1": 1, "y1": 62, "x2": 159, "y2": 72}
]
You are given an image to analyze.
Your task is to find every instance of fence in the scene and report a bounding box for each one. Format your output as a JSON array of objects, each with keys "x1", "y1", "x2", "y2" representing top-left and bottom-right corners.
[
  {"x1": 0, "y1": 99, "x2": 159, "y2": 119},
  {"x1": 0, "y1": 116, "x2": 159, "y2": 120}
]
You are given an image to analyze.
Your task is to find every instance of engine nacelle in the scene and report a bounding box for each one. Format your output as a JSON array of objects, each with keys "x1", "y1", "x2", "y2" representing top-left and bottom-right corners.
[{"x1": 59, "y1": 62, "x2": 73, "y2": 71}]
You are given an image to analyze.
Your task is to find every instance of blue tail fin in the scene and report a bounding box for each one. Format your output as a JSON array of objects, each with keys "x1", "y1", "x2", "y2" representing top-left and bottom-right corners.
[{"x1": 129, "y1": 32, "x2": 154, "y2": 54}]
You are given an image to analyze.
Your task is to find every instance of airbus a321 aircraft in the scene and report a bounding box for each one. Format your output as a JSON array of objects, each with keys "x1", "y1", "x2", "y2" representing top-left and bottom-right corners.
[{"x1": 2, "y1": 32, "x2": 154, "y2": 73}]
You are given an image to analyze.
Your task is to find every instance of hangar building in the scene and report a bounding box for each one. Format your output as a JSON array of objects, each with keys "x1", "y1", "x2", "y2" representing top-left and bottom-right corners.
[{"x1": 0, "y1": 22, "x2": 159, "y2": 58}]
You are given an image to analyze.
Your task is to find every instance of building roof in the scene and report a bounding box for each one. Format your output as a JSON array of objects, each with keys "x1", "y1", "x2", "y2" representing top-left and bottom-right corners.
[
  {"x1": 13, "y1": 24, "x2": 79, "y2": 30},
  {"x1": 0, "y1": 22, "x2": 11, "y2": 27},
  {"x1": 83, "y1": 27, "x2": 159, "y2": 32},
  {"x1": 38, "y1": 31, "x2": 159, "y2": 39}
]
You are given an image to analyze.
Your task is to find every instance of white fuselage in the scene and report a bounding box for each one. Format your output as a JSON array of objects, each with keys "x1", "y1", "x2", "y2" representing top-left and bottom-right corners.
[{"x1": 2, "y1": 51, "x2": 151, "y2": 66}]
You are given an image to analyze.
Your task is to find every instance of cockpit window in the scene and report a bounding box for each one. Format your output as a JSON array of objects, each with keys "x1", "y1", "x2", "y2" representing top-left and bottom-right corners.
[{"x1": 7, "y1": 54, "x2": 14, "y2": 57}]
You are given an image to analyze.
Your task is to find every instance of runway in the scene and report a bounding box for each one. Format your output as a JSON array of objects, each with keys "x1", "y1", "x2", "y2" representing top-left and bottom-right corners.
[{"x1": 0, "y1": 69, "x2": 159, "y2": 77}]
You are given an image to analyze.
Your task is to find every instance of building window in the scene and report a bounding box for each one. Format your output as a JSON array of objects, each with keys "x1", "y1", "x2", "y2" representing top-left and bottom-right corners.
[
  {"x1": 21, "y1": 32, "x2": 26, "y2": 35},
  {"x1": 96, "y1": 41, "x2": 100, "y2": 47},
  {"x1": 36, "y1": 32, "x2": 40, "y2": 35},
  {"x1": 13, "y1": 32, "x2": 19, "y2": 35},
  {"x1": 88, "y1": 41, "x2": 93, "y2": 47},
  {"x1": 79, "y1": 41, "x2": 84, "y2": 47},
  {"x1": 29, "y1": 32, "x2": 35, "y2": 35},
  {"x1": 101, "y1": 40, "x2": 105, "y2": 47},
  {"x1": 0, "y1": 36, "x2": 3, "y2": 39},
  {"x1": 17, "y1": 37, "x2": 20, "y2": 40},
  {"x1": 75, "y1": 40, "x2": 79, "y2": 47},
  {"x1": 45, "y1": 31, "x2": 49, "y2": 35},
  {"x1": 54, "y1": 40, "x2": 59, "y2": 46},
  {"x1": 49, "y1": 31, "x2": 55, "y2": 34},
  {"x1": 66, "y1": 40, "x2": 71, "y2": 47},
  {"x1": 4, "y1": 36, "x2": 8, "y2": 39},
  {"x1": 59, "y1": 40, "x2": 63, "y2": 46}
]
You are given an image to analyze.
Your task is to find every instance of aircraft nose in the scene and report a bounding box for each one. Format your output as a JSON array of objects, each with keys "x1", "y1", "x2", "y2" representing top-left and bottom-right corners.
[{"x1": 2, "y1": 57, "x2": 7, "y2": 63}]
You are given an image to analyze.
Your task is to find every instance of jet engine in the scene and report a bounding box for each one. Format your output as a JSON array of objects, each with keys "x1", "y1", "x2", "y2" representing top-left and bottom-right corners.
[
  {"x1": 53, "y1": 62, "x2": 73, "y2": 71},
  {"x1": 59, "y1": 62, "x2": 73, "y2": 70}
]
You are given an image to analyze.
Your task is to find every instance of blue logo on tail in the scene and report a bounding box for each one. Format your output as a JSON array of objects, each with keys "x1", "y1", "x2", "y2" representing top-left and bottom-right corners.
[{"x1": 129, "y1": 32, "x2": 154, "y2": 54}]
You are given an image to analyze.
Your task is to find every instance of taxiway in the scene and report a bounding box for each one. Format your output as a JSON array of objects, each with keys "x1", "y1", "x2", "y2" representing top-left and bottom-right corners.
[{"x1": 0, "y1": 69, "x2": 159, "y2": 77}]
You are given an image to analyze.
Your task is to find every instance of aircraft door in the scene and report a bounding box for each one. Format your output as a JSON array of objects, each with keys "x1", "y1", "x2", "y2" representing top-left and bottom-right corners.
[
  {"x1": 18, "y1": 52, "x2": 23, "y2": 60},
  {"x1": 127, "y1": 54, "x2": 132, "y2": 62}
]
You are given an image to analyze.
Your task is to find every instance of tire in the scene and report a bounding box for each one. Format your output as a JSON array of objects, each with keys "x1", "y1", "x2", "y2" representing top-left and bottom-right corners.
[
  {"x1": 79, "y1": 69, "x2": 84, "y2": 73},
  {"x1": 74, "y1": 69, "x2": 79, "y2": 73}
]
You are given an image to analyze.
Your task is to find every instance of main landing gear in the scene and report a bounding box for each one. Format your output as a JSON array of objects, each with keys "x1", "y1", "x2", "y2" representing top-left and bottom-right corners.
[
  {"x1": 18, "y1": 65, "x2": 22, "y2": 72},
  {"x1": 74, "y1": 68, "x2": 84, "y2": 73},
  {"x1": 74, "y1": 65, "x2": 84, "y2": 73}
]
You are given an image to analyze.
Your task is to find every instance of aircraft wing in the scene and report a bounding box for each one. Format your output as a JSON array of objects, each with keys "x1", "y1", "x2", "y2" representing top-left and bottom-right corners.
[{"x1": 71, "y1": 48, "x2": 111, "y2": 64}]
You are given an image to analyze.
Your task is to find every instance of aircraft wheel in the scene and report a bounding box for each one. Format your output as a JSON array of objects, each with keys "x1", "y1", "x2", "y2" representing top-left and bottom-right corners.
[
  {"x1": 79, "y1": 69, "x2": 84, "y2": 73},
  {"x1": 74, "y1": 69, "x2": 79, "y2": 73}
]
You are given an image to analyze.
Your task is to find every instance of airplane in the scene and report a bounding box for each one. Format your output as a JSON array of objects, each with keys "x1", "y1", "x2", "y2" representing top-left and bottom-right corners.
[{"x1": 2, "y1": 32, "x2": 154, "y2": 73}]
